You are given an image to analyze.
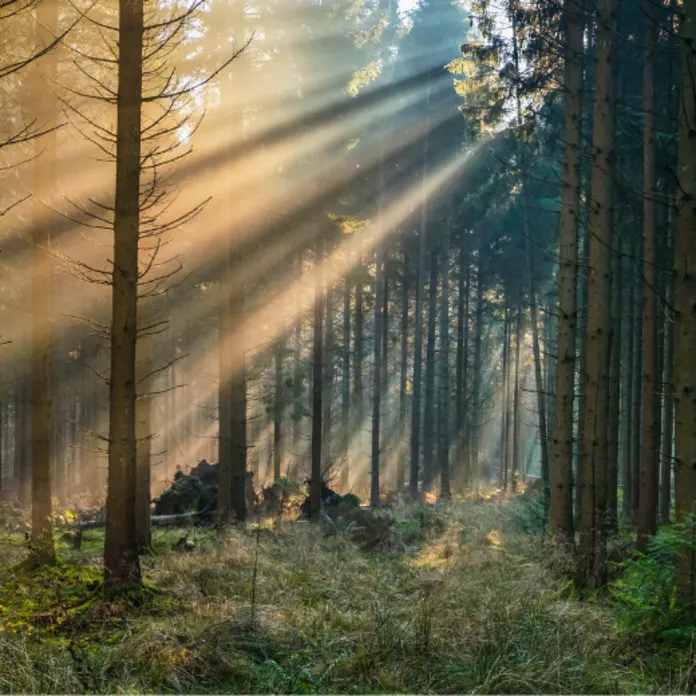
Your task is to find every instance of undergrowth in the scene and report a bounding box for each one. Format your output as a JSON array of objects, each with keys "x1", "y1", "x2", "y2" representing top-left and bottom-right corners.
[{"x1": 0, "y1": 499, "x2": 692, "y2": 693}]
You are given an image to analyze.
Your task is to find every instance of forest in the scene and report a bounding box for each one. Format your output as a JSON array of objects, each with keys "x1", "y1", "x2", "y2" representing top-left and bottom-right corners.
[{"x1": 0, "y1": 0, "x2": 695, "y2": 691}]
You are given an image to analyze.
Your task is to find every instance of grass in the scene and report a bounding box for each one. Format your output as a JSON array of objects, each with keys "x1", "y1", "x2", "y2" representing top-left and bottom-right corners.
[{"x1": 0, "y1": 497, "x2": 692, "y2": 693}]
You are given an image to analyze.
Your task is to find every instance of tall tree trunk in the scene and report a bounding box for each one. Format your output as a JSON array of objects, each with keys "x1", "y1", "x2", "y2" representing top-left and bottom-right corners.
[
  {"x1": 410, "y1": 224, "x2": 427, "y2": 497},
  {"x1": 512, "y1": 301, "x2": 521, "y2": 492},
  {"x1": 353, "y1": 270, "x2": 364, "y2": 464},
  {"x1": 499, "y1": 305, "x2": 510, "y2": 490},
  {"x1": 455, "y1": 234, "x2": 469, "y2": 492},
  {"x1": 29, "y1": 0, "x2": 58, "y2": 565},
  {"x1": 371, "y1": 244, "x2": 384, "y2": 508},
  {"x1": 397, "y1": 253, "x2": 409, "y2": 493},
  {"x1": 638, "y1": 0, "x2": 659, "y2": 551},
  {"x1": 673, "y1": 0, "x2": 696, "y2": 608},
  {"x1": 471, "y1": 242, "x2": 485, "y2": 493},
  {"x1": 218, "y1": 276, "x2": 233, "y2": 525},
  {"x1": 621, "y1": 234, "x2": 635, "y2": 521},
  {"x1": 511, "y1": 11, "x2": 550, "y2": 498},
  {"x1": 423, "y1": 248, "x2": 437, "y2": 491},
  {"x1": 104, "y1": 0, "x2": 144, "y2": 589},
  {"x1": 577, "y1": 0, "x2": 619, "y2": 588},
  {"x1": 322, "y1": 288, "x2": 334, "y2": 472},
  {"x1": 660, "y1": 219, "x2": 675, "y2": 524},
  {"x1": 606, "y1": 236, "x2": 622, "y2": 534},
  {"x1": 135, "y1": 315, "x2": 152, "y2": 552},
  {"x1": 340, "y1": 277, "x2": 350, "y2": 491},
  {"x1": 229, "y1": 285, "x2": 247, "y2": 522},
  {"x1": 273, "y1": 340, "x2": 283, "y2": 480},
  {"x1": 550, "y1": 0, "x2": 583, "y2": 542},
  {"x1": 310, "y1": 236, "x2": 325, "y2": 518},
  {"x1": 631, "y1": 228, "x2": 643, "y2": 524},
  {"x1": 439, "y1": 222, "x2": 451, "y2": 500},
  {"x1": 291, "y1": 254, "x2": 304, "y2": 480}
]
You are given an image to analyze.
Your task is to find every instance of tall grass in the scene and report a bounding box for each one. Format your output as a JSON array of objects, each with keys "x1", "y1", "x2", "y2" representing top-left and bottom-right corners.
[{"x1": 0, "y1": 499, "x2": 690, "y2": 693}]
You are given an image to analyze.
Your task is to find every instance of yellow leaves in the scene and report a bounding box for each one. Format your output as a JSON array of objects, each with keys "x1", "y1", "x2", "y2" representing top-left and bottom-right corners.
[
  {"x1": 347, "y1": 60, "x2": 382, "y2": 97},
  {"x1": 486, "y1": 529, "x2": 503, "y2": 548}
]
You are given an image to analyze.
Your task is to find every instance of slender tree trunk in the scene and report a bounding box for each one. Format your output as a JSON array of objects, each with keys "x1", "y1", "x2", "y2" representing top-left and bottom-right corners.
[
  {"x1": 423, "y1": 248, "x2": 437, "y2": 491},
  {"x1": 455, "y1": 235, "x2": 468, "y2": 491},
  {"x1": 439, "y1": 222, "x2": 451, "y2": 500},
  {"x1": 217, "y1": 277, "x2": 233, "y2": 525},
  {"x1": 638, "y1": 0, "x2": 659, "y2": 551},
  {"x1": 577, "y1": 0, "x2": 619, "y2": 588},
  {"x1": 29, "y1": 0, "x2": 58, "y2": 565},
  {"x1": 606, "y1": 235, "x2": 622, "y2": 534},
  {"x1": 551, "y1": 0, "x2": 583, "y2": 541},
  {"x1": 410, "y1": 224, "x2": 427, "y2": 497},
  {"x1": 135, "y1": 316, "x2": 152, "y2": 552},
  {"x1": 471, "y1": 242, "x2": 485, "y2": 493},
  {"x1": 292, "y1": 254, "x2": 304, "y2": 479},
  {"x1": 397, "y1": 253, "x2": 409, "y2": 493},
  {"x1": 353, "y1": 270, "x2": 364, "y2": 462},
  {"x1": 631, "y1": 229, "x2": 643, "y2": 524},
  {"x1": 340, "y1": 277, "x2": 350, "y2": 491},
  {"x1": 104, "y1": 0, "x2": 144, "y2": 588},
  {"x1": 322, "y1": 288, "x2": 334, "y2": 472},
  {"x1": 512, "y1": 301, "x2": 521, "y2": 492},
  {"x1": 499, "y1": 305, "x2": 510, "y2": 490},
  {"x1": 371, "y1": 244, "x2": 384, "y2": 508},
  {"x1": 673, "y1": 0, "x2": 696, "y2": 607},
  {"x1": 273, "y1": 340, "x2": 283, "y2": 480},
  {"x1": 229, "y1": 287, "x2": 247, "y2": 522},
  {"x1": 621, "y1": 236, "x2": 635, "y2": 520},
  {"x1": 510, "y1": 4, "x2": 548, "y2": 493},
  {"x1": 660, "y1": 221, "x2": 675, "y2": 524},
  {"x1": 310, "y1": 237, "x2": 325, "y2": 518}
]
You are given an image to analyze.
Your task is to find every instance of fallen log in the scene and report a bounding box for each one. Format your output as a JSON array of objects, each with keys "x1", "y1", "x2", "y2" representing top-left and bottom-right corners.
[{"x1": 1, "y1": 511, "x2": 209, "y2": 536}]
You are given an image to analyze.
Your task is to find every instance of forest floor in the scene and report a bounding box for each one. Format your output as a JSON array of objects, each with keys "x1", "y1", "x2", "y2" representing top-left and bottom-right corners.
[{"x1": 0, "y1": 495, "x2": 692, "y2": 694}]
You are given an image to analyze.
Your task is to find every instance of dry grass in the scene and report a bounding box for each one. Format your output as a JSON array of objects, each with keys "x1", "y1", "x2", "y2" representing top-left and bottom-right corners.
[{"x1": 0, "y1": 498, "x2": 690, "y2": 693}]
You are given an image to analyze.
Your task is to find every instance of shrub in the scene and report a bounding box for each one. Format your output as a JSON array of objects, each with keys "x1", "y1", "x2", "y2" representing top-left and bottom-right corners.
[{"x1": 611, "y1": 520, "x2": 696, "y2": 643}]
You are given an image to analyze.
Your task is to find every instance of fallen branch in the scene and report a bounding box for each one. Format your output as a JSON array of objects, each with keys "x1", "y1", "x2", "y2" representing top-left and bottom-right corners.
[{"x1": 1, "y1": 510, "x2": 210, "y2": 535}]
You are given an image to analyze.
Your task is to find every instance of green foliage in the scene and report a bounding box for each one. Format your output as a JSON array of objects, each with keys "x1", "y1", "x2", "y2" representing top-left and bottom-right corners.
[
  {"x1": 611, "y1": 522, "x2": 696, "y2": 643},
  {"x1": 506, "y1": 495, "x2": 546, "y2": 536},
  {"x1": 340, "y1": 492, "x2": 361, "y2": 508}
]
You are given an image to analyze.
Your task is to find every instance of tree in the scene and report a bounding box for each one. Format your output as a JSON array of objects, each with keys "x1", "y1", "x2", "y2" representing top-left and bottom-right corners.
[
  {"x1": 29, "y1": 0, "x2": 59, "y2": 566},
  {"x1": 673, "y1": 0, "x2": 696, "y2": 608},
  {"x1": 637, "y1": 0, "x2": 659, "y2": 552},
  {"x1": 577, "y1": 0, "x2": 619, "y2": 589},
  {"x1": 103, "y1": 0, "x2": 145, "y2": 589},
  {"x1": 550, "y1": 0, "x2": 583, "y2": 544}
]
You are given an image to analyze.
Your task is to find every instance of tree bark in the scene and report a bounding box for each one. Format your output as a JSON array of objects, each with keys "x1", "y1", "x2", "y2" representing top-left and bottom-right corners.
[
  {"x1": 438, "y1": 221, "x2": 451, "y2": 500},
  {"x1": 104, "y1": 0, "x2": 144, "y2": 589},
  {"x1": 135, "y1": 314, "x2": 152, "y2": 552},
  {"x1": 512, "y1": 300, "x2": 521, "y2": 492},
  {"x1": 397, "y1": 252, "x2": 409, "y2": 493},
  {"x1": 638, "y1": 0, "x2": 659, "y2": 551},
  {"x1": 471, "y1": 238, "x2": 485, "y2": 493},
  {"x1": 550, "y1": 0, "x2": 583, "y2": 542},
  {"x1": 660, "y1": 219, "x2": 675, "y2": 524},
  {"x1": 499, "y1": 304, "x2": 510, "y2": 490},
  {"x1": 340, "y1": 276, "x2": 350, "y2": 491},
  {"x1": 577, "y1": 0, "x2": 619, "y2": 588},
  {"x1": 606, "y1": 235, "x2": 622, "y2": 534},
  {"x1": 273, "y1": 340, "x2": 284, "y2": 481},
  {"x1": 29, "y1": 0, "x2": 58, "y2": 565},
  {"x1": 423, "y1": 247, "x2": 438, "y2": 491},
  {"x1": 310, "y1": 236, "x2": 325, "y2": 518},
  {"x1": 371, "y1": 244, "x2": 384, "y2": 508},
  {"x1": 673, "y1": 0, "x2": 696, "y2": 608}
]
